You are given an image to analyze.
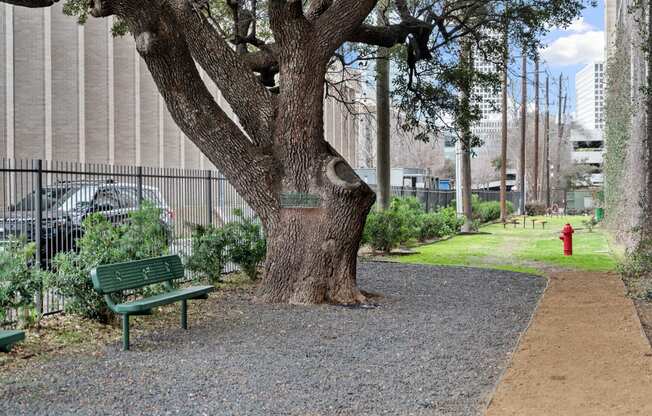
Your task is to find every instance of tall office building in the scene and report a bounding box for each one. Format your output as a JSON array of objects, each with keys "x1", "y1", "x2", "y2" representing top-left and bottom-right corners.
[
  {"x1": 469, "y1": 58, "x2": 507, "y2": 184},
  {"x1": 0, "y1": 4, "x2": 358, "y2": 169},
  {"x1": 575, "y1": 61, "x2": 605, "y2": 131},
  {"x1": 572, "y1": 61, "x2": 605, "y2": 186}
]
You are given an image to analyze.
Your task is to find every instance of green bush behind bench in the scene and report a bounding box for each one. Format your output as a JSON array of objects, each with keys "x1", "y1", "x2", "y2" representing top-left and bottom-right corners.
[{"x1": 46, "y1": 203, "x2": 170, "y2": 323}]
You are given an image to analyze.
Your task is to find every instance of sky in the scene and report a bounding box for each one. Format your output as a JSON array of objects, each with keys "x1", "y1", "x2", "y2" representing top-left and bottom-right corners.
[{"x1": 535, "y1": 2, "x2": 605, "y2": 114}]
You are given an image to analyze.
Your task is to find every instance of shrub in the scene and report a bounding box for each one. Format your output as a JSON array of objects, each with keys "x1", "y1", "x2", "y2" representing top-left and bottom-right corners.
[
  {"x1": 619, "y1": 241, "x2": 652, "y2": 300},
  {"x1": 46, "y1": 204, "x2": 169, "y2": 323},
  {"x1": 475, "y1": 200, "x2": 514, "y2": 223},
  {"x1": 223, "y1": 210, "x2": 266, "y2": 281},
  {"x1": 186, "y1": 224, "x2": 229, "y2": 284},
  {"x1": 418, "y1": 211, "x2": 453, "y2": 241},
  {"x1": 363, "y1": 197, "x2": 424, "y2": 253},
  {"x1": 0, "y1": 238, "x2": 43, "y2": 326},
  {"x1": 439, "y1": 206, "x2": 464, "y2": 233},
  {"x1": 363, "y1": 209, "x2": 406, "y2": 253},
  {"x1": 525, "y1": 202, "x2": 547, "y2": 216}
]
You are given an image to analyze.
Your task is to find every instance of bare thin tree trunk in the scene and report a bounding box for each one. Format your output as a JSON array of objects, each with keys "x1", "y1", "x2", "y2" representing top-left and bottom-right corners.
[
  {"x1": 519, "y1": 50, "x2": 527, "y2": 214},
  {"x1": 500, "y1": 24, "x2": 509, "y2": 222},
  {"x1": 460, "y1": 40, "x2": 474, "y2": 232},
  {"x1": 376, "y1": 45, "x2": 391, "y2": 211},
  {"x1": 533, "y1": 55, "x2": 540, "y2": 201},
  {"x1": 545, "y1": 75, "x2": 551, "y2": 207},
  {"x1": 556, "y1": 74, "x2": 564, "y2": 190}
]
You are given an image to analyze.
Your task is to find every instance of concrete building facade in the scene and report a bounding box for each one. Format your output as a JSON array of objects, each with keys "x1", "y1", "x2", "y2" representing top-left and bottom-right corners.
[
  {"x1": 0, "y1": 4, "x2": 358, "y2": 169},
  {"x1": 575, "y1": 61, "x2": 605, "y2": 131},
  {"x1": 573, "y1": 61, "x2": 605, "y2": 186}
]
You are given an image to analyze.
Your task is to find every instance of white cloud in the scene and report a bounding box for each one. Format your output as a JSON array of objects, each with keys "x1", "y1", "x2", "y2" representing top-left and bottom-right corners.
[
  {"x1": 566, "y1": 17, "x2": 594, "y2": 33},
  {"x1": 547, "y1": 17, "x2": 594, "y2": 33},
  {"x1": 540, "y1": 30, "x2": 605, "y2": 67}
]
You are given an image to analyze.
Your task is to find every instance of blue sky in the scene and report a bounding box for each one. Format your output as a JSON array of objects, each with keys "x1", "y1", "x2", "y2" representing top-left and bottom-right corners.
[{"x1": 534, "y1": 2, "x2": 605, "y2": 114}]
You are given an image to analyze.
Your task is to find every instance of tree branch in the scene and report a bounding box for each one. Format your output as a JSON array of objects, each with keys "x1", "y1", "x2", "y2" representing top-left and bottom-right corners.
[
  {"x1": 121, "y1": 4, "x2": 278, "y2": 218},
  {"x1": 315, "y1": 0, "x2": 376, "y2": 54},
  {"x1": 169, "y1": 0, "x2": 275, "y2": 146}
]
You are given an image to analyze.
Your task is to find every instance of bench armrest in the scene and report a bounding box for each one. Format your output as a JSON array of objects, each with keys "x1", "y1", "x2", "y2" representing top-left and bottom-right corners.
[{"x1": 104, "y1": 294, "x2": 120, "y2": 314}]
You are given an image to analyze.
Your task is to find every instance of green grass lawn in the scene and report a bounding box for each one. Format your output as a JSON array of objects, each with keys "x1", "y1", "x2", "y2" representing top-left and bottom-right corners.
[{"x1": 397, "y1": 216, "x2": 617, "y2": 274}]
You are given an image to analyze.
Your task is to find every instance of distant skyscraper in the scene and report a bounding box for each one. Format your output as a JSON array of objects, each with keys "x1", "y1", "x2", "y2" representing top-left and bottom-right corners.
[
  {"x1": 470, "y1": 58, "x2": 505, "y2": 172},
  {"x1": 575, "y1": 61, "x2": 605, "y2": 131}
]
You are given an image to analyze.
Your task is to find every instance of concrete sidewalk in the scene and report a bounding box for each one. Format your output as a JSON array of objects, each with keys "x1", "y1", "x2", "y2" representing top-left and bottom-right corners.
[{"x1": 486, "y1": 271, "x2": 652, "y2": 416}]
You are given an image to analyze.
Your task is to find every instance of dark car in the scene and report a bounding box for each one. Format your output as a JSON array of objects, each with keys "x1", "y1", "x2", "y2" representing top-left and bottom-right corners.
[{"x1": 0, "y1": 181, "x2": 175, "y2": 266}]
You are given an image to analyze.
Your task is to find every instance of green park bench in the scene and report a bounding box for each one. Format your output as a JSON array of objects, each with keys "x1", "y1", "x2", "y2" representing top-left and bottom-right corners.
[
  {"x1": 91, "y1": 255, "x2": 214, "y2": 351},
  {"x1": 0, "y1": 330, "x2": 25, "y2": 352}
]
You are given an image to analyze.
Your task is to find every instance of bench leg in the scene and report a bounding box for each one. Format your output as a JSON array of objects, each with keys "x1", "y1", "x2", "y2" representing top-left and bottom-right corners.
[
  {"x1": 181, "y1": 299, "x2": 188, "y2": 330},
  {"x1": 122, "y1": 314, "x2": 130, "y2": 351}
]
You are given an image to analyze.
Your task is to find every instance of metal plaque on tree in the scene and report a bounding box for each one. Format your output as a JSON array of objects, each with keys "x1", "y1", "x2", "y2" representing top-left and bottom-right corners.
[{"x1": 280, "y1": 192, "x2": 321, "y2": 209}]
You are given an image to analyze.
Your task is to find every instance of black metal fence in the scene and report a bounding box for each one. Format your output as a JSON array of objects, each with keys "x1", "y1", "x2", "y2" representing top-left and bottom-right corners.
[
  {"x1": 0, "y1": 159, "x2": 251, "y2": 322},
  {"x1": 1, "y1": 159, "x2": 523, "y2": 323},
  {"x1": 374, "y1": 185, "x2": 522, "y2": 212}
]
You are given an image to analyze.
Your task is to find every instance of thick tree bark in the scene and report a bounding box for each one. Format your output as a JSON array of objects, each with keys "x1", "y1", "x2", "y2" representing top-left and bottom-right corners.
[
  {"x1": 259, "y1": 187, "x2": 374, "y2": 304},
  {"x1": 645, "y1": 0, "x2": 652, "y2": 236}
]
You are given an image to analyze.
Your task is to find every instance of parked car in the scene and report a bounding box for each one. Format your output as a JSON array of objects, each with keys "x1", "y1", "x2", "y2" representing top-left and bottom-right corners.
[{"x1": 0, "y1": 181, "x2": 175, "y2": 266}]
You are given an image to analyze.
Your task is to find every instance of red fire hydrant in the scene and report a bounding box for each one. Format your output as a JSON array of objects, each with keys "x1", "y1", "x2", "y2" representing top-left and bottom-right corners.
[{"x1": 559, "y1": 223, "x2": 574, "y2": 256}]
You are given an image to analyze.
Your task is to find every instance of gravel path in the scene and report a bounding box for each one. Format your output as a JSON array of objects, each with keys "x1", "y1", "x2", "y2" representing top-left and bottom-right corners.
[{"x1": 1, "y1": 263, "x2": 545, "y2": 416}]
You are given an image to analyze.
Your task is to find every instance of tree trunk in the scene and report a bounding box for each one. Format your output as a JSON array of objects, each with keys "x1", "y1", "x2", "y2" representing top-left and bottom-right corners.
[
  {"x1": 376, "y1": 45, "x2": 391, "y2": 211},
  {"x1": 255, "y1": 44, "x2": 376, "y2": 304},
  {"x1": 545, "y1": 76, "x2": 551, "y2": 208},
  {"x1": 461, "y1": 145, "x2": 474, "y2": 232},
  {"x1": 533, "y1": 55, "x2": 540, "y2": 201},
  {"x1": 500, "y1": 27, "x2": 509, "y2": 222},
  {"x1": 645, "y1": 0, "x2": 652, "y2": 236},
  {"x1": 258, "y1": 194, "x2": 373, "y2": 304},
  {"x1": 459, "y1": 40, "x2": 474, "y2": 233},
  {"x1": 519, "y1": 50, "x2": 527, "y2": 214}
]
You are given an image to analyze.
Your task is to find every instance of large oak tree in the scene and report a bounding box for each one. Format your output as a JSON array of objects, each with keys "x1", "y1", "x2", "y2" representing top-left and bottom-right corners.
[{"x1": 6, "y1": 0, "x2": 587, "y2": 305}]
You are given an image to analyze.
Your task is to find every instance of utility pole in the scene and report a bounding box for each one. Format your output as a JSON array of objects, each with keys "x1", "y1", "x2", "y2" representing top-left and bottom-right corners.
[
  {"x1": 500, "y1": 28, "x2": 509, "y2": 222},
  {"x1": 533, "y1": 55, "x2": 540, "y2": 201},
  {"x1": 545, "y1": 75, "x2": 551, "y2": 208},
  {"x1": 519, "y1": 49, "x2": 527, "y2": 214},
  {"x1": 375, "y1": 5, "x2": 390, "y2": 210}
]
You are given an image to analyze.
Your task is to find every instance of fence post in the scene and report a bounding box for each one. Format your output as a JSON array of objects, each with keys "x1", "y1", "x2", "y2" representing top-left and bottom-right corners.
[
  {"x1": 206, "y1": 170, "x2": 213, "y2": 225},
  {"x1": 425, "y1": 190, "x2": 430, "y2": 212},
  {"x1": 136, "y1": 166, "x2": 143, "y2": 209},
  {"x1": 34, "y1": 159, "x2": 43, "y2": 314}
]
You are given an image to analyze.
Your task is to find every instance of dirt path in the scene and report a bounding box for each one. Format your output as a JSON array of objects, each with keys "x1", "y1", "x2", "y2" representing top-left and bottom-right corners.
[{"x1": 486, "y1": 271, "x2": 652, "y2": 416}]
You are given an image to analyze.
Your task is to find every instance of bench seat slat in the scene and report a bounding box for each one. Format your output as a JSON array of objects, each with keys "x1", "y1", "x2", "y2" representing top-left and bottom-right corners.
[
  {"x1": 113, "y1": 285, "x2": 214, "y2": 314},
  {"x1": 0, "y1": 330, "x2": 25, "y2": 350}
]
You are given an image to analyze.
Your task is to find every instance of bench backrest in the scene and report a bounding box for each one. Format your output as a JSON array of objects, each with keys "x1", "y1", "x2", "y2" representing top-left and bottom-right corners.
[{"x1": 91, "y1": 255, "x2": 185, "y2": 295}]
